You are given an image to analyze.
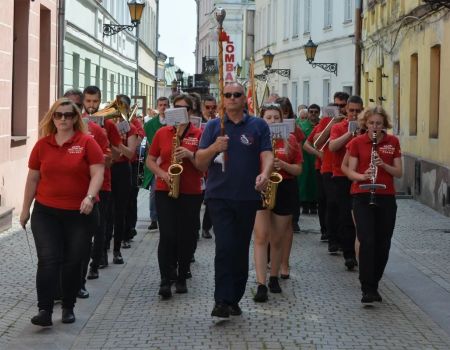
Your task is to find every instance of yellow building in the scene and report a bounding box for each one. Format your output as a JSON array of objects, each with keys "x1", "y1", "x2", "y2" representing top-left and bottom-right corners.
[{"x1": 361, "y1": 0, "x2": 450, "y2": 216}]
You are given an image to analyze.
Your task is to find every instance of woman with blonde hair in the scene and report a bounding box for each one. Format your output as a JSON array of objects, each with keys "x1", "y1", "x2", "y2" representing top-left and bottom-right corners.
[
  {"x1": 253, "y1": 103, "x2": 303, "y2": 302},
  {"x1": 20, "y1": 98, "x2": 104, "y2": 326}
]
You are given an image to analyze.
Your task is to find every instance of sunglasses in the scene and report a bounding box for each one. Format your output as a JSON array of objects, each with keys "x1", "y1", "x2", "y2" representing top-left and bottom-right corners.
[
  {"x1": 309, "y1": 110, "x2": 320, "y2": 114},
  {"x1": 174, "y1": 105, "x2": 191, "y2": 111},
  {"x1": 336, "y1": 103, "x2": 347, "y2": 108},
  {"x1": 204, "y1": 105, "x2": 217, "y2": 110},
  {"x1": 53, "y1": 111, "x2": 76, "y2": 120},
  {"x1": 224, "y1": 92, "x2": 243, "y2": 99}
]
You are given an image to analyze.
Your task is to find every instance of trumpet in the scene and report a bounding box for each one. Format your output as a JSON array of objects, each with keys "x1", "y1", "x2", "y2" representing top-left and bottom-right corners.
[
  {"x1": 168, "y1": 124, "x2": 184, "y2": 199},
  {"x1": 261, "y1": 137, "x2": 283, "y2": 210}
]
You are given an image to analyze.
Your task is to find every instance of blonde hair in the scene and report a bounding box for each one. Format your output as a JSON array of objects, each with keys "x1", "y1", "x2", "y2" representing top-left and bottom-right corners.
[
  {"x1": 39, "y1": 98, "x2": 87, "y2": 137},
  {"x1": 358, "y1": 105, "x2": 392, "y2": 130}
]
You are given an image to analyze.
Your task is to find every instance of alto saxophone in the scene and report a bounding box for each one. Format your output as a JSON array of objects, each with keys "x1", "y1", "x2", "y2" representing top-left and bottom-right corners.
[
  {"x1": 168, "y1": 124, "x2": 184, "y2": 198},
  {"x1": 262, "y1": 137, "x2": 283, "y2": 210}
]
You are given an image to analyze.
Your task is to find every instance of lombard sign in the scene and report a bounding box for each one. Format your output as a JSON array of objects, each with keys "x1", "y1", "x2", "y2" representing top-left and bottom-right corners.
[{"x1": 224, "y1": 35, "x2": 235, "y2": 82}]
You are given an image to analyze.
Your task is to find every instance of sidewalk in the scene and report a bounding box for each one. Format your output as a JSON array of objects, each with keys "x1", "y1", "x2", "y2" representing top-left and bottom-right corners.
[{"x1": 1, "y1": 191, "x2": 450, "y2": 349}]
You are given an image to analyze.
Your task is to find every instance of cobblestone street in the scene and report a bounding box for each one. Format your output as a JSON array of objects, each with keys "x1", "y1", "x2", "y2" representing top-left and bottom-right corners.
[{"x1": 1, "y1": 191, "x2": 450, "y2": 350}]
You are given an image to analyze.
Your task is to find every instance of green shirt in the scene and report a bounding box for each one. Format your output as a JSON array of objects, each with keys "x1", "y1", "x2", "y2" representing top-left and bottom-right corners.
[{"x1": 141, "y1": 116, "x2": 165, "y2": 189}]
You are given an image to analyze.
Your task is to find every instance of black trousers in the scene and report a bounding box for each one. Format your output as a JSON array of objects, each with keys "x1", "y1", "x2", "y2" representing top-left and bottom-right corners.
[
  {"x1": 31, "y1": 201, "x2": 94, "y2": 312},
  {"x1": 208, "y1": 199, "x2": 259, "y2": 305},
  {"x1": 316, "y1": 170, "x2": 327, "y2": 235},
  {"x1": 109, "y1": 161, "x2": 132, "y2": 252},
  {"x1": 334, "y1": 176, "x2": 356, "y2": 259},
  {"x1": 352, "y1": 194, "x2": 397, "y2": 293},
  {"x1": 125, "y1": 161, "x2": 139, "y2": 240},
  {"x1": 91, "y1": 191, "x2": 110, "y2": 268},
  {"x1": 322, "y1": 172, "x2": 339, "y2": 245},
  {"x1": 202, "y1": 201, "x2": 212, "y2": 231},
  {"x1": 156, "y1": 191, "x2": 203, "y2": 282}
]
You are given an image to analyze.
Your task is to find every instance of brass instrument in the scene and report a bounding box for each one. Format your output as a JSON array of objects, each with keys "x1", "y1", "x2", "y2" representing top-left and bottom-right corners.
[
  {"x1": 359, "y1": 131, "x2": 386, "y2": 206},
  {"x1": 168, "y1": 124, "x2": 184, "y2": 199},
  {"x1": 313, "y1": 114, "x2": 345, "y2": 151},
  {"x1": 91, "y1": 96, "x2": 130, "y2": 121},
  {"x1": 262, "y1": 137, "x2": 283, "y2": 210}
]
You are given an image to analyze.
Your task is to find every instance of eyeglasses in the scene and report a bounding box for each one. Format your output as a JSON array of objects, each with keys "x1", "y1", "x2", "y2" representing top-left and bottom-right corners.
[
  {"x1": 224, "y1": 92, "x2": 243, "y2": 99},
  {"x1": 336, "y1": 103, "x2": 347, "y2": 108},
  {"x1": 204, "y1": 105, "x2": 217, "y2": 110},
  {"x1": 262, "y1": 103, "x2": 281, "y2": 108},
  {"x1": 53, "y1": 111, "x2": 76, "y2": 120},
  {"x1": 348, "y1": 109, "x2": 362, "y2": 113},
  {"x1": 309, "y1": 110, "x2": 320, "y2": 114},
  {"x1": 174, "y1": 105, "x2": 191, "y2": 111}
]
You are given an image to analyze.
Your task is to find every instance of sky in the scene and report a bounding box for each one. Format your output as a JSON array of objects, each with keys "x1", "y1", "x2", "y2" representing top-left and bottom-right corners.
[{"x1": 159, "y1": 0, "x2": 197, "y2": 75}]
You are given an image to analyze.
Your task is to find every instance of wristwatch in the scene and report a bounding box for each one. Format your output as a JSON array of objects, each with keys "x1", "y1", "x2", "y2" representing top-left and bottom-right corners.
[{"x1": 86, "y1": 194, "x2": 95, "y2": 202}]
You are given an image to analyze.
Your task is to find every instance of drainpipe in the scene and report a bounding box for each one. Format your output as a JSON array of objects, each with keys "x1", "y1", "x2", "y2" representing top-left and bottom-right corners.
[
  {"x1": 154, "y1": 0, "x2": 159, "y2": 105},
  {"x1": 354, "y1": 0, "x2": 362, "y2": 96},
  {"x1": 57, "y1": 0, "x2": 65, "y2": 98},
  {"x1": 195, "y1": 0, "x2": 199, "y2": 74}
]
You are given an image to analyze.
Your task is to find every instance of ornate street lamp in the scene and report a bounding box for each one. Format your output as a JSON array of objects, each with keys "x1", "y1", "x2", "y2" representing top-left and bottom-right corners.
[
  {"x1": 303, "y1": 38, "x2": 338, "y2": 76},
  {"x1": 175, "y1": 68, "x2": 184, "y2": 82},
  {"x1": 255, "y1": 49, "x2": 291, "y2": 81},
  {"x1": 235, "y1": 63, "x2": 242, "y2": 78},
  {"x1": 103, "y1": 0, "x2": 145, "y2": 36}
]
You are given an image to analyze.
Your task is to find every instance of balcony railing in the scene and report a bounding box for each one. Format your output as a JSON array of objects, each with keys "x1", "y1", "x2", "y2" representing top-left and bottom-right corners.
[{"x1": 202, "y1": 56, "x2": 218, "y2": 75}]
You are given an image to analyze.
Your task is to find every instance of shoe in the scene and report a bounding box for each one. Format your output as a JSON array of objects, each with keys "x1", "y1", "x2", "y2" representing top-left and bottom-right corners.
[
  {"x1": 328, "y1": 243, "x2": 339, "y2": 254},
  {"x1": 320, "y1": 233, "x2": 329, "y2": 242},
  {"x1": 280, "y1": 274, "x2": 290, "y2": 280},
  {"x1": 268, "y1": 276, "x2": 282, "y2": 293},
  {"x1": 175, "y1": 279, "x2": 188, "y2": 294},
  {"x1": 345, "y1": 257, "x2": 358, "y2": 271},
  {"x1": 98, "y1": 255, "x2": 108, "y2": 269},
  {"x1": 130, "y1": 228, "x2": 137, "y2": 238},
  {"x1": 113, "y1": 251, "x2": 124, "y2": 264},
  {"x1": 253, "y1": 284, "x2": 268, "y2": 302},
  {"x1": 77, "y1": 287, "x2": 89, "y2": 299},
  {"x1": 228, "y1": 304, "x2": 242, "y2": 316},
  {"x1": 292, "y1": 222, "x2": 301, "y2": 233},
  {"x1": 202, "y1": 229, "x2": 212, "y2": 239},
  {"x1": 186, "y1": 269, "x2": 192, "y2": 279},
  {"x1": 122, "y1": 240, "x2": 131, "y2": 249},
  {"x1": 87, "y1": 267, "x2": 99, "y2": 280},
  {"x1": 361, "y1": 292, "x2": 376, "y2": 304},
  {"x1": 61, "y1": 308, "x2": 75, "y2": 324},
  {"x1": 211, "y1": 303, "x2": 229, "y2": 319},
  {"x1": 373, "y1": 290, "x2": 383, "y2": 302},
  {"x1": 190, "y1": 255, "x2": 196, "y2": 263},
  {"x1": 148, "y1": 221, "x2": 158, "y2": 230},
  {"x1": 158, "y1": 282, "x2": 172, "y2": 299},
  {"x1": 31, "y1": 310, "x2": 52, "y2": 327}
]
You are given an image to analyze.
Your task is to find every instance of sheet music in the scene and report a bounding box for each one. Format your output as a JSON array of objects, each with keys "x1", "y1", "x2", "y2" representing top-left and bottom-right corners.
[
  {"x1": 323, "y1": 106, "x2": 340, "y2": 118},
  {"x1": 269, "y1": 123, "x2": 289, "y2": 139},
  {"x1": 283, "y1": 119, "x2": 295, "y2": 133},
  {"x1": 190, "y1": 116, "x2": 202, "y2": 128},
  {"x1": 165, "y1": 108, "x2": 189, "y2": 126}
]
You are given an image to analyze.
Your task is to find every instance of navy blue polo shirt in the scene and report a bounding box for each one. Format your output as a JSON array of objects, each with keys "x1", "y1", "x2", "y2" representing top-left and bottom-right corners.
[{"x1": 199, "y1": 113, "x2": 272, "y2": 201}]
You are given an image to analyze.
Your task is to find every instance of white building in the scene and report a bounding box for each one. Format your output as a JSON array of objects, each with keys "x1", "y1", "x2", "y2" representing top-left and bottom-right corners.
[
  {"x1": 63, "y1": 0, "x2": 158, "y2": 109},
  {"x1": 195, "y1": 0, "x2": 255, "y2": 96},
  {"x1": 255, "y1": 0, "x2": 355, "y2": 110}
]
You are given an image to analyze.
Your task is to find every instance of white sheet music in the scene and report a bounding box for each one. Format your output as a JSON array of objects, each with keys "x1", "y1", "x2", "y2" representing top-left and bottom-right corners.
[
  {"x1": 269, "y1": 123, "x2": 289, "y2": 139},
  {"x1": 283, "y1": 119, "x2": 295, "y2": 133},
  {"x1": 165, "y1": 108, "x2": 189, "y2": 126},
  {"x1": 190, "y1": 116, "x2": 202, "y2": 128}
]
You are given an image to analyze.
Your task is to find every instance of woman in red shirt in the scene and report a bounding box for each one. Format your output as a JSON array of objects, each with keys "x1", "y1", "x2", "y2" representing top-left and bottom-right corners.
[
  {"x1": 346, "y1": 106, "x2": 402, "y2": 304},
  {"x1": 146, "y1": 94, "x2": 203, "y2": 299},
  {"x1": 20, "y1": 98, "x2": 104, "y2": 326},
  {"x1": 253, "y1": 104, "x2": 303, "y2": 302}
]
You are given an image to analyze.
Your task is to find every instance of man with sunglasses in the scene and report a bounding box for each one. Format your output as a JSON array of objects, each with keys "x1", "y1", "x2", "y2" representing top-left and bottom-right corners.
[
  {"x1": 201, "y1": 95, "x2": 218, "y2": 123},
  {"x1": 329, "y1": 95, "x2": 364, "y2": 271},
  {"x1": 196, "y1": 82, "x2": 273, "y2": 320}
]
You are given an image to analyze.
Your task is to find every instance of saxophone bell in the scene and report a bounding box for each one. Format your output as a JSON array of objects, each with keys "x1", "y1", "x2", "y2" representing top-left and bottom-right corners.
[{"x1": 168, "y1": 124, "x2": 184, "y2": 199}]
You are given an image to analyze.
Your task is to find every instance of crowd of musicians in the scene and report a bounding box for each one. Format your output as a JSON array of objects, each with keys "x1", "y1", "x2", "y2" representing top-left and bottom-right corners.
[{"x1": 19, "y1": 82, "x2": 402, "y2": 326}]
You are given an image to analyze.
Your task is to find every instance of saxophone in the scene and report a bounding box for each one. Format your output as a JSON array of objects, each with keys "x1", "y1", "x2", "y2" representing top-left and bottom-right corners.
[
  {"x1": 168, "y1": 125, "x2": 184, "y2": 199},
  {"x1": 262, "y1": 137, "x2": 283, "y2": 210}
]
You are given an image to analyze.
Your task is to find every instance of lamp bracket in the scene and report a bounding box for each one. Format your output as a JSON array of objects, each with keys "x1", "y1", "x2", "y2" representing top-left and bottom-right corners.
[
  {"x1": 103, "y1": 23, "x2": 136, "y2": 36},
  {"x1": 255, "y1": 68, "x2": 291, "y2": 81},
  {"x1": 309, "y1": 62, "x2": 338, "y2": 76}
]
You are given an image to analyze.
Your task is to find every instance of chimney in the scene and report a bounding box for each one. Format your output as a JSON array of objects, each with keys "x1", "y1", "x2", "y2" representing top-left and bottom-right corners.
[{"x1": 169, "y1": 57, "x2": 174, "y2": 66}]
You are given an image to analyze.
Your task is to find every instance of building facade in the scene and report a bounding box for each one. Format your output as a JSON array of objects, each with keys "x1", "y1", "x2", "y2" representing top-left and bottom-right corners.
[
  {"x1": 254, "y1": 0, "x2": 356, "y2": 110},
  {"x1": 0, "y1": 0, "x2": 59, "y2": 223},
  {"x1": 361, "y1": 0, "x2": 450, "y2": 216},
  {"x1": 63, "y1": 0, "x2": 158, "y2": 110}
]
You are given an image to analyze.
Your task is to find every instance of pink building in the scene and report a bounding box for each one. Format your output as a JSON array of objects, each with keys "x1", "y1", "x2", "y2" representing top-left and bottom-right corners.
[{"x1": 0, "y1": 0, "x2": 58, "y2": 230}]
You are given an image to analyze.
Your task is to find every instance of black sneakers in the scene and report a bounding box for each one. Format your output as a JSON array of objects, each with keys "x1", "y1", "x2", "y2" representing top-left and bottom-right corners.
[
  {"x1": 31, "y1": 310, "x2": 52, "y2": 327},
  {"x1": 61, "y1": 308, "x2": 76, "y2": 324},
  {"x1": 328, "y1": 243, "x2": 339, "y2": 254},
  {"x1": 159, "y1": 282, "x2": 172, "y2": 299},
  {"x1": 202, "y1": 229, "x2": 212, "y2": 238},
  {"x1": 253, "y1": 284, "x2": 268, "y2": 302},
  {"x1": 211, "y1": 303, "x2": 230, "y2": 319},
  {"x1": 175, "y1": 280, "x2": 188, "y2": 294},
  {"x1": 148, "y1": 221, "x2": 158, "y2": 230},
  {"x1": 345, "y1": 257, "x2": 358, "y2": 271},
  {"x1": 268, "y1": 276, "x2": 282, "y2": 293},
  {"x1": 320, "y1": 233, "x2": 329, "y2": 242},
  {"x1": 77, "y1": 287, "x2": 89, "y2": 299},
  {"x1": 113, "y1": 251, "x2": 124, "y2": 264},
  {"x1": 228, "y1": 304, "x2": 242, "y2": 316},
  {"x1": 87, "y1": 267, "x2": 99, "y2": 280}
]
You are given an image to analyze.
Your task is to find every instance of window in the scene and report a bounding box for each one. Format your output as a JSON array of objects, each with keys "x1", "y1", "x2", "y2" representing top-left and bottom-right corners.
[
  {"x1": 283, "y1": 0, "x2": 290, "y2": 39},
  {"x1": 324, "y1": 0, "x2": 333, "y2": 28},
  {"x1": 429, "y1": 45, "x2": 440, "y2": 138},
  {"x1": 292, "y1": 0, "x2": 299, "y2": 37},
  {"x1": 304, "y1": 0, "x2": 311, "y2": 34},
  {"x1": 303, "y1": 81, "x2": 310, "y2": 106},
  {"x1": 110, "y1": 73, "x2": 115, "y2": 101},
  {"x1": 84, "y1": 58, "x2": 91, "y2": 88},
  {"x1": 344, "y1": 0, "x2": 352, "y2": 22},
  {"x1": 95, "y1": 65, "x2": 100, "y2": 87},
  {"x1": 343, "y1": 86, "x2": 353, "y2": 96},
  {"x1": 291, "y1": 82, "x2": 298, "y2": 111},
  {"x1": 409, "y1": 54, "x2": 418, "y2": 136},
  {"x1": 282, "y1": 83, "x2": 288, "y2": 98},
  {"x1": 73, "y1": 53, "x2": 80, "y2": 89},
  {"x1": 323, "y1": 79, "x2": 330, "y2": 107},
  {"x1": 102, "y1": 68, "x2": 108, "y2": 102}
]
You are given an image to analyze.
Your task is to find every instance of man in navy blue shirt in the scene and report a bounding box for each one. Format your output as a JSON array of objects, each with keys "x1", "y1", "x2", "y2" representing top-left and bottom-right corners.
[{"x1": 196, "y1": 82, "x2": 273, "y2": 320}]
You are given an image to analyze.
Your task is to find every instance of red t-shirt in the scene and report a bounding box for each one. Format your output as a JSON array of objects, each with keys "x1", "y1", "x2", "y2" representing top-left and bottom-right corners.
[
  {"x1": 315, "y1": 116, "x2": 333, "y2": 174},
  {"x1": 131, "y1": 118, "x2": 145, "y2": 139},
  {"x1": 103, "y1": 119, "x2": 123, "y2": 147},
  {"x1": 293, "y1": 125, "x2": 305, "y2": 144},
  {"x1": 330, "y1": 119, "x2": 354, "y2": 177},
  {"x1": 274, "y1": 134, "x2": 303, "y2": 180},
  {"x1": 29, "y1": 131, "x2": 104, "y2": 210},
  {"x1": 87, "y1": 121, "x2": 112, "y2": 192},
  {"x1": 348, "y1": 133, "x2": 401, "y2": 195},
  {"x1": 307, "y1": 124, "x2": 322, "y2": 170},
  {"x1": 116, "y1": 123, "x2": 139, "y2": 163},
  {"x1": 149, "y1": 124, "x2": 203, "y2": 194}
]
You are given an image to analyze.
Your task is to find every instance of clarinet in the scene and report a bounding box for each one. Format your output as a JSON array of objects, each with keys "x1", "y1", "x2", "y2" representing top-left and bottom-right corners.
[{"x1": 368, "y1": 132, "x2": 378, "y2": 206}]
